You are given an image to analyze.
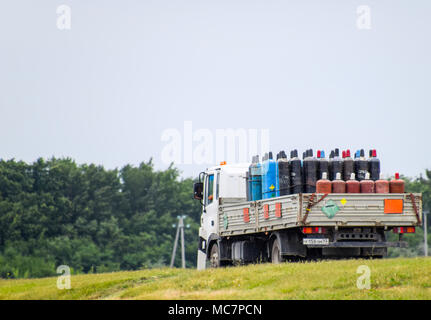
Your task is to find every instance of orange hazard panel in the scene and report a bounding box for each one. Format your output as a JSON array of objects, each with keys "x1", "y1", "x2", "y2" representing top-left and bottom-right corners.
[
  {"x1": 243, "y1": 208, "x2": 250, "y2": 223},
  {"x1": 384, "y1": 199, "x2": 403, "y2": 214},
  {"x1": 263, "y1": 205, "x2": 269, "y2": 219}
]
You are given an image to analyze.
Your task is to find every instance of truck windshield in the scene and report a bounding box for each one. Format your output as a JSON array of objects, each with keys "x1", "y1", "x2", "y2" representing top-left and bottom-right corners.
[{"x1": 206, "y1": 174, "x2": 214, "y2": 205}]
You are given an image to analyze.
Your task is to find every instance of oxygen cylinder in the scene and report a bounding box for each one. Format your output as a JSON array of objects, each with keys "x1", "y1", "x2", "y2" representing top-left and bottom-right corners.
[
  {"x1": 303, "y1": 149, "x2": 318, "y2": 193},
  {"x1": 343, "y1": 149, "x2": 354, "y2": 181},
  {"x1": 356, "y1": 149, "x2": 368, "y2": 181},
  {"x1": 289, "y1": 149, "x2": 303, "y2": 194},
  {"x1": 275, "y1": 152, "x2": 281, "y2": 197},
  {"x1": 330, "y1": 148, "x2": 343, "y2": 181},
  {"x1": 247, "y1": 156, "x2": 255, "y2": 201},
  {"x1": 390, "y1": 173, "x2": 405, "y2": 193},
  {"x1": 332, "y1": 172, "x2": 346, "y2": 193},
  {"x1": 346, "y1": 173, "x2": 360, "y2": 193},
  {"x1": 262, "y1": 152, "x2": 277, "y2": 199},
  {"x1": 328, "y1": 150, "x2": 334, "y2": 180},
  {"x1": 316, "y1": 172, "x2": 331, "y2": 194},
  {"x1": 317, "y1": 150, "x2": 329, "y2": 180},
  {"x1": 368, "y1": 149, "x2": 380, "y2": 181},
  {"x1": 277, "y1": 151, "x2": 290, "y2": 196},
  {"x1": 375, "y1": 173, "x2": 389, "y2": 194},
  {"x1": 360, "y1": 172, "x2": 375, "y2": 193},
  {"x1": 250, "y1": 155, "x2": 263, "y2": 200}
]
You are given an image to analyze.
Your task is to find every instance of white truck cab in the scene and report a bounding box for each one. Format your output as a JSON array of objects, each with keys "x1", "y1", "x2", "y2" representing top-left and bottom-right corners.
[{"x1": 194, "y1": 163, "x2": 249, "y2": 270}]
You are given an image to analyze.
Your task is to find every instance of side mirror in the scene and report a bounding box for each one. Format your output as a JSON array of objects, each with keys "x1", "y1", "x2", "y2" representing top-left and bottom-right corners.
[{"x1": 193, "y1": 182, "x2": 203, "y2": 200}]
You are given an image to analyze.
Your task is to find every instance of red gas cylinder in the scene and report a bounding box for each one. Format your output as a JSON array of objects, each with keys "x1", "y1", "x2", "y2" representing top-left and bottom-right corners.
[
  {"x1": 346, "y1": 173, "x2": 360, "y2": 193},
  {"x1": 360, "y1": 172, "x2": 375, "y2": 193},
  {"x1": 390, "y1": 172, "x2": 405, "y2": 193},
  {"x1": 316, "y1": 172, "x2": 332, "y2": 194},
  {"x1": 332, "y1": 172, "x2": 346, "y2": 193},
  {"x1": 375, "y1": 173, "x2": 389, "y2": 194}
]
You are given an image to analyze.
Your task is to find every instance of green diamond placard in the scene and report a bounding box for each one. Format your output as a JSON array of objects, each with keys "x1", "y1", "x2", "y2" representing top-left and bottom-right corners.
[{"x1": 321, "y1": 200, "x2": 339, "y2": 219}]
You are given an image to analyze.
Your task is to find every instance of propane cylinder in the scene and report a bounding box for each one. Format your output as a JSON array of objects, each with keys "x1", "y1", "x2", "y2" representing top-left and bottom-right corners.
[
  {"x1": 250, "y1": 155, "x2": 263, "y2": 200},
  {"x1": 317, "y1": 150, "x2": 329, "y2": 180},
  {"x1": 332, "y1": 172, "x2": 346, "y2": 193},
  {"x1": 262, "y1": 152, "x2": 277, "y2": 199},
  {"x1": 360, "y1": 172, "x2": 375, "y2": 193},
  {"x1": 330, "y1": 148, "x2": 343, "y2": 181},
  {"x1": 277, "y1": 151, "x2": 290, "y2": 196},
  {"x1": 356, "y1": 149, "x2": 368, "y2": 181},
  {"x1": 316, "y1": 172, "x2": 331, "y2": 194},
  {"x1": 390, "y1": 173, "x2": 405, "y2": 193},
  {"x1": 368, "y1": 149, "x2": 380, "y2": 181},
  {"x1": 289, "y1": 149, "x2": 303, "y2": 194},
  {"x1": 375, "y1": 173, "x2": 389, "y2": 194},
  {"x1": 346, "y1": 173, "x2": 360, "y2": 193},
  {"x1": 303, "y1": 149, "x2": 318, "y2": 193}
]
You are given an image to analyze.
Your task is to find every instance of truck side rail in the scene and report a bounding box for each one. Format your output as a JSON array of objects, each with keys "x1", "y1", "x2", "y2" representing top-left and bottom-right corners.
[{"x1": 218, "y1": 193, "x2": 422, "y2": 237}]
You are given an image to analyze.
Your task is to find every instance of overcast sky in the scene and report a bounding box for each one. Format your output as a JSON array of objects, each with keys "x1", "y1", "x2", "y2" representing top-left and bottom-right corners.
[{"x1": 0, "y1": 0, "x2": 430, "y2": 179}]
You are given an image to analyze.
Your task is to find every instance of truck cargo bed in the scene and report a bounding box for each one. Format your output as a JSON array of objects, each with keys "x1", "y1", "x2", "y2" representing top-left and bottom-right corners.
[{"x1": 218, "y1": 193, "x2": 422, "y2": 236}]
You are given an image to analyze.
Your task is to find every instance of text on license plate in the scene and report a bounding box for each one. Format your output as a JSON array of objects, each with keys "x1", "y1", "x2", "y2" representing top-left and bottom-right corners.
[{"x1": 303, "y1": 238, "x2": 329, "y2": 245}]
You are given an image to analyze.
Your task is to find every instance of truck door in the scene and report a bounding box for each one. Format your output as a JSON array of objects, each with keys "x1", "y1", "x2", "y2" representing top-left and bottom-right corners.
[{"x1": 202, "y1": 170, "x2": 219, "y2": 237}]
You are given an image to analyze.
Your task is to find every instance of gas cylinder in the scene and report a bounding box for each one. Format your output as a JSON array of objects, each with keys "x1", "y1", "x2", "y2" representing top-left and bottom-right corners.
[
  {"x1": 356, "y1": 149, "x2": 368, "y2": 181},
  {"x1": 250, "y1": 155, "x2": 263, "y2": 200},
  {"x1": 390, "y1": 173, "x2": 405, "y2": 193},
  {"x1": 275, "y1": 152, "x2": 281, "y2": 197},
  {"x1": 343, "y1": 149, "x2": 354, "y2": 181},
  {"x1": 375, "y1": 173, "x2": 389, "y2": 194},
  {"x1": 303, "y1": 149, "x2": 318, "y2": 193},
  {"x1": 289, "y1": 149, "x2": 303, "y2": 194},
  {"x1": 247, "y1": 156, "x2": 255, "y2": 200},
  {"x1": 246, "y1": 171, "x2": 250, "y2": 200},
  {"x1": 317, "y1": 150, "x2": 329, "y2": 180},
  {"x1": 328, "y1": 150, "x2": 334, "y2": 180},
  {"x1": 346, "y1": 173, "x2": 360, "y2": 193},
  {"x1": 360, "y1": 172, "x2": 375, "y2": 193},
  {"x1": 262, "y1": 152, "x2": 277, "y2": 199},
  {"x1": 332, "y1": 172, "x2": 346, "y2": 193},
  {"x1": 277, "y1": 151, "x2": 290, "y2": 196},
  {"x1": 316, "y1": 172, "x2": 331, "y2": 194},
  {"x1": 330, "y1": 148, "x2": 343, "y2": 181},
  {"x1": 368, "y1": 149, "x2": 380, "y2": 181}
]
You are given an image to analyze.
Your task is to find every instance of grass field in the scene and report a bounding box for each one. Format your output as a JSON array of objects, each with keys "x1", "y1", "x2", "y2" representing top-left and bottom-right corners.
[{"x1": 0, "y1": 257, "x2": 430, "y2": 300}]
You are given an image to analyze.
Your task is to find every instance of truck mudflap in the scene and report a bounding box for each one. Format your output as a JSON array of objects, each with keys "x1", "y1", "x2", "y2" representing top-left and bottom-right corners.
[{"x1": 304, "y1": 241, "x2": 408, "y2": 248}]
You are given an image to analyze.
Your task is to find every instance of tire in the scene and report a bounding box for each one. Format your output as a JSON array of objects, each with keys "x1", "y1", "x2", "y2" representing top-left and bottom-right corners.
[
  {"x1": 271, "y1": 240, "x2": 285, "y2": 264},
  {"x1": 209, "y1": 243, "x2": 221, "y2": 268}
]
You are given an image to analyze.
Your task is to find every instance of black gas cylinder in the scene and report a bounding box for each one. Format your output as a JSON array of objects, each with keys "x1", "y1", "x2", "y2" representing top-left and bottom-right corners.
[{"x1": 289, "y1": 149, "x2": 302, "y2": 194}]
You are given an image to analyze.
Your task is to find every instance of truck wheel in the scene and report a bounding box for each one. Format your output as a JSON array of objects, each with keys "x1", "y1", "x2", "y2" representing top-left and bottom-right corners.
[
  {"x1": 271, "y1": 240, "x2": 285, "y2": 264},
  {"x1": 209, "y1": 243, "x2": 221, "y2": 268}
]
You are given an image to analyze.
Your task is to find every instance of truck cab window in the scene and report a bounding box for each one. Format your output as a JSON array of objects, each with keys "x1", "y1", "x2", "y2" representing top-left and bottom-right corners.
[{"x1": 205, "y1": 174, "x2": 214, "y2": 205}]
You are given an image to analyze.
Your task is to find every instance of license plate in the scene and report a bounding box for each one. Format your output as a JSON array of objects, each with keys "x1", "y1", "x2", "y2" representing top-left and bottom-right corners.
[{"x1": 303, "y1": 238, "x2": 329, "y2": 245}]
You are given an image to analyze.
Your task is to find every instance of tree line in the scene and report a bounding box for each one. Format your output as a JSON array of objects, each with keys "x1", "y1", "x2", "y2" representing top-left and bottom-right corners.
[
  {"x1": 0, "y1": 158, "x2": 200, "y2": 278},
  {"x1": 0, "y1": 158, "x2": 429, "y2": 278}
]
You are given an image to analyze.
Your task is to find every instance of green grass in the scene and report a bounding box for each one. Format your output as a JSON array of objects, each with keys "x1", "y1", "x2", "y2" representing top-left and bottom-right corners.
[{"x1": 0, "y1": 257, "x2": 430, "y2": 300}]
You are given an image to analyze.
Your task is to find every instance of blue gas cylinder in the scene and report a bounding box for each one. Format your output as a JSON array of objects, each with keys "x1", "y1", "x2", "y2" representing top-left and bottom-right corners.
[
  {"x1": 262, "y1": 152, "x2": 277, "y2": 199},
  {"x1": 250, "y1": 155, "x2": 262, "y2": 200}
]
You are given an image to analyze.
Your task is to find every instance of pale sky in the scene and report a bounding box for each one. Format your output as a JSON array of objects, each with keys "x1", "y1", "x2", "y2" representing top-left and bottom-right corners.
[{"x1": 0, "y1": 1, "x2": 430, "y2": 179}]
